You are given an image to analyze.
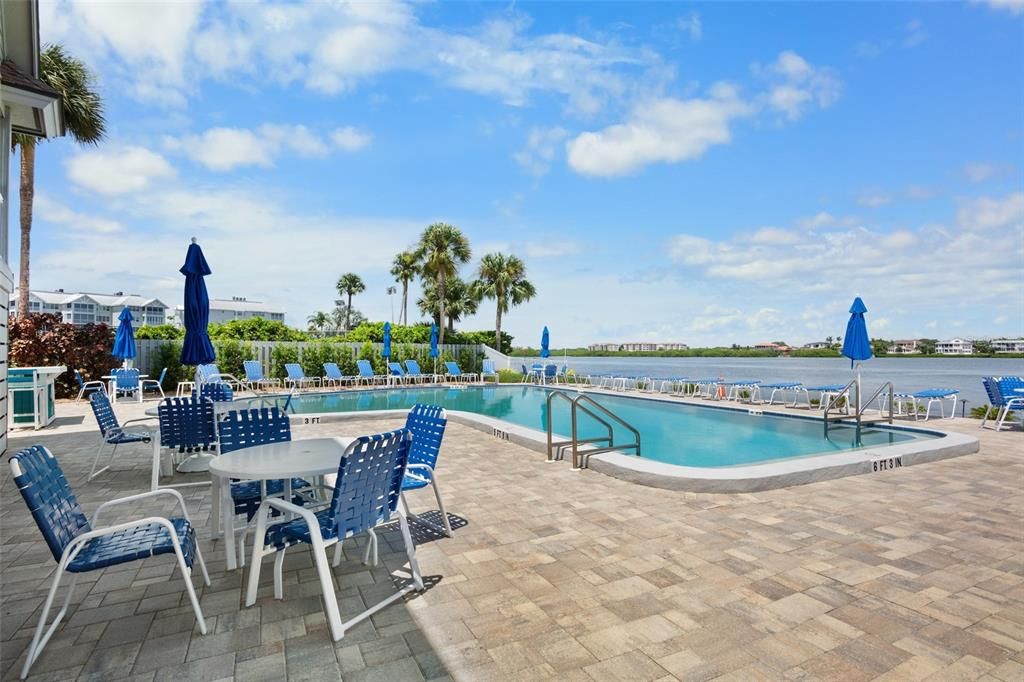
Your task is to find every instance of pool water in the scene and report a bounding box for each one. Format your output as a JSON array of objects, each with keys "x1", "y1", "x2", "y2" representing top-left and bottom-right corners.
[{"x1": 274, "y1": 385, "x2": 936, "y2": 468}]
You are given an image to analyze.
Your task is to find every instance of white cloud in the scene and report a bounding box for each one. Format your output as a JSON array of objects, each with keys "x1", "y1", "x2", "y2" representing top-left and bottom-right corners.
[
  {"x1": 750, "y1": 228, "x2": 800, "y2": 245},
  {"x1": 665, "y1": 193, "x2": 1024, "y2": 314},
  {"x1": 66, "y1": 146, "x2": 176, "y2": 195},
  {"x1": 796, "y1": 212, "x2": 859, "y2": 230},
  {"x1": 677, "y1": 12, "x2": 702, "y2": 41},
  {"x1": 513, "y1": 127, "x2": 568, "y2": 176},
  {"x1": 902, "y1": 19, "x2": 929, "y2": 48},
  {"x1": 976, "y1": 0, "x2": 1024, "y2": 15},
  {"x1": 34, "y1": 194, "x2": 122, "y2": 233},
  {"x1": 758, "y1": 51, "x2": 842, "y2": 121},
  {"x1": 168, "y1": 124, "x2": 339, "y2": 171},
  {"x1": 964, "y1": 161, "x2": 997, "y2": 183},
  {"x1": 525, "y1": 241, "x2": 579, "y2": 258},
  {"x1": 957, "y1": 192, "x2": 1024, "y2": 230},
  {"x1": 566, "y1": 84, "x2": 752, "y2": 177},
  {"x1": 858, "y1": 192, "x2": 893, "y2": 208},
  {"x1": 331, "y1": 126, "x2": 374, "y2": 151}
]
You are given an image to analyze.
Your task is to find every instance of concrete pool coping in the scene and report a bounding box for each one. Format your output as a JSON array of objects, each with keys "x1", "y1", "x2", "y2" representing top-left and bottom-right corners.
[{"x1": 282, "y1": 386, "x2": 980, "y2": 493}]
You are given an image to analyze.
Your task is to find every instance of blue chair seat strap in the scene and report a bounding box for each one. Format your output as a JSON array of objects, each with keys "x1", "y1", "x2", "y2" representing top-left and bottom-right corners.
[{"x1": 68, "y1": 518, "x2": 195, "y2": 573}]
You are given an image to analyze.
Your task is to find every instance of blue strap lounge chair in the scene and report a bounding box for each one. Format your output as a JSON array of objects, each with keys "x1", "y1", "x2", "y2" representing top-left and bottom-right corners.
[
  {"x1": 197, "y1": 363, "x2": 242, "y2": 389},
  {"x1": 74, "y1": 369, "x2": 106, "y2": 403},
  {"x1": 388, "y1": 362, "x2": 412, "y2": 383},
  {"x1": 759, "y1": 382, "x2": 809, "y2": 406},
  {"x1": 981, "y1": 377, "x2": 1024, "y2": 431},
  {"x1": 244, "y1": 428, "x2": 424, "y2": 642},
  {"x1": 444, "y1": 361, "x2": 478, "y2": 383},
  {"x1": 401, "y1": 405, "x2": 453, "y2": 538},
  {"x1": 153, "y1": 397, "x2": 218, "y2": 491},
  {"x1": 243, "y1": 360, "x2": 281, "y2": 392},
  {"x1": 356, "y1": 359, "x2": 387, "y2": 385},
  {"x1": 193, "y1": 382, "x2": 234, "y2": 403},
  {"x1": 284, "y1": 363, "x2": 320, "y2": 390},
  {"x1": 322, "y1": 362, "x2": 353, "y2": 388},
  {"x1": 404, "y1": 359, "x2": 430, "y2": 383},
  {"x1": 10, "y1": 445, "x2": 209, "y2": 679},
  {"x1": 87, "y1": 392, "x2": 152, "y2": 482},
  {"x1": 481, "y1": 360, "x2": 499, "y2": 384},
  {"x1": 140, "y1": 368, "x2": 167, "y2": 400}
]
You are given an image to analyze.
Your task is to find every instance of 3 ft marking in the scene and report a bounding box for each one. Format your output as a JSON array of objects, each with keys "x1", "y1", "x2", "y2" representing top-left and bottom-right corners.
[
  {"x1": 303, "y1": 416, "x2": 321, "y2": 425},
  {"x1": 872, "y1": 456, "x2": 902, "y2": 472},
  {"x1": 493, "y1": 428, "x2": 510, "y2": 441}
]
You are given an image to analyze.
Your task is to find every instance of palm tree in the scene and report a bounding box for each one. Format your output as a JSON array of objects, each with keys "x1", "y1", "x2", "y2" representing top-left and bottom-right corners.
[
  {"x1": 473, "y1": 253, "x2": 536, "y2": 353},
  {"x1": 389, "y1": 251, "x2": 419, "y2": 325},
  {"x1": 335, "y1": 273, "x2": 365, "y2": 332},
  {"x1": 415, "y1": 223, "x2": 471, "y2": 344},
  {"x1": 14, "y1": 44, "x2": 106, "y2": 318},
  {"x1": 307, "y1": 311, "x2": 330, "y2": 333},
  {"x1": 417, "y1": 278, "x2": 480, "y2": 332}
]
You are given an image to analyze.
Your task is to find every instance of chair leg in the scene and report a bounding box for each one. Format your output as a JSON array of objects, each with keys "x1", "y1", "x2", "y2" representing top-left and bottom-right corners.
[
  {"x1": 151, "y1": 440, "x2": 162, "y2": 491},
  {"x1": 245, "y1": 511, "x2": 272, "y2": 606},
  {"x1": 431, "y1": 476, "x2": 454, "y2": 538},
  {"x1": 20, "y1": 566, "x2": 75, "y2": 679},
  {"x1": 88, "y1": 439, "x2": 108, "y2": 481},
  {"x1": 309, "y1": 537, "x2": 344, "y2": 641},
  {"x1": 332, "y1": 539, "x2": 345, "y2": 567},
  {"x1": 172, "y1": 543, "x2": 208, "y2": 635},
  {"x1": 397, "y1": 503, "x2": 425, "y2": 592},
  {"x1": 273, "y1": 549, "x2": 287, "y2": 599}
]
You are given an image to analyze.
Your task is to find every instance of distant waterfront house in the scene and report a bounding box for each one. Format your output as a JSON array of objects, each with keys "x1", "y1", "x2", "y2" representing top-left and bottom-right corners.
[
  {"x1": 12, "y1": 289, "x2": 167, "y2": 325},
  {"x1": 587, "y1": 342, "x2": 689, "y2": 352},
  {"x1": 888, "y1": 339, "x2": 920, "y2": 354},
  {"x1": 174, "y1": 296, "x2": 286, "y2": 326},
  {"x1": 991, "y1": 338, "x2": 1024, "y2": 353},
  {"x1": 935, "y1": 338, "x2": 974, "y2": 355},
  {"x1": 754, "y1": 342, "x2": 792, "y2": 354},
  {"x1": 802, "y1": 341, "x2": 831, "y2": 350}
]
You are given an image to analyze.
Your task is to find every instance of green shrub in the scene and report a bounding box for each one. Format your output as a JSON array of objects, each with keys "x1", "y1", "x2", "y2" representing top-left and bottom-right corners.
[
  {"x1": 150, "y1": 340, "x2": 189, "y2": 390},
  {"x1": 8, "y1": 313, "x2": 116, "y2": 398},
  {"x1": 135, "y1": 324, "x2": 184, "y2": 340},
  {"x1": 208, "y1": 318, "x2": 309, "y2": 341},
  {"x1": 970, "y1": 405, "x2": 1008, "y2": 420},
  {"x1": 270, "y1": 344, "x2": 300, "y2": 378},
  {"x1": 498, "y1": 369, "x2": 523, "y2": 383},
  {"x1": 213, "y1": 339, "x2": 253, "y2": 378}
]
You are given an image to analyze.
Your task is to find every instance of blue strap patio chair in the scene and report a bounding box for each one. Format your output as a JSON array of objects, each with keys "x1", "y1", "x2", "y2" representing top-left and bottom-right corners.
[
  {"x1": 193, "y1": 381, "x2": 234, "y2": 403},
  {"x1": 481, "y1": 360, "x2": 498, "y2": 384},
  {"x1": 74, "y1": 369, "x2": 106, "y2": 403},
  {"x1": 153, "y1": 397, "x2": 217, "y2": 491},
  {"x1": 388, "y1": 362, "x2": 411, "y2": 383},
  {"x1": 444, "y1": 361, "x2": 478, "y2": 383},
  {"x1": 981, "y1": 376, "x2": 1024, "y2": 431},
  {"x1": 284, "y1": 363, "x2": 320, "y2": 390},
  {"x1": 197, "y1": 363, "x2": 242, "y2": 389},
  {"x1": 355, "y1": 359, "x2": 387, "y2": 385},
  {"x1": 112, "y1": 367, "x2": 141, "y2": 401},
  {"x1": 322, "y1": 362, "x2": 353, "y2": 388},
  {"x1": 87, "y1": 392, "x2": 152, "y2": 482},
  {"x1": 140, "y1": 367, "x2": 167, "y2": 400},
  {"x1": 244, "y1": 428, "x2": 424, "y2": 642},
  {"x1": 401, "y1": 404, "x2": 453, "y2": 538},
  {"x1": 404, "y1": 359, "x2": 430, "y2": 384},
  {"x1": 243, "y1": 360, "x2": 280, "y2": 392},
  {"x1": 10, "y1": 445, "x2": 209, "y2": 679},
  {"x1": 543, "y1": 364, "x2": 558, "y2": 385}
]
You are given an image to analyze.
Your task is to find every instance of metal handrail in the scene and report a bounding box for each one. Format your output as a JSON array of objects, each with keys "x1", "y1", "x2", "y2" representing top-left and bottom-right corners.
[
  {"x1": 860, "y1": 381, "x2": 894, "y2": 424},
  {"x1": 570, "y1": 393, "x2": 641, "y2": 469},
  {"x1": 546, "y1": 390, "x2": 612, "y2": 462}
]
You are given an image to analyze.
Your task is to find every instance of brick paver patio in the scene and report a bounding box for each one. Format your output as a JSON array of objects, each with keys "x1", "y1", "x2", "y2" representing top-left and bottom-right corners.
[{"x1": 1, "y1": 397, "x2": 1022, "y2": 681}]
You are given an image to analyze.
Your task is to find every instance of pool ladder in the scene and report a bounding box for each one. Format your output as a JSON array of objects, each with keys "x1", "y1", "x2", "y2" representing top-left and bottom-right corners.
[
  {"x1": 545, "y1": 390, "x2": 641, "y2": 469},
  {"x1": 823, "y1": 379, "x2": 894, "y2": 440}
]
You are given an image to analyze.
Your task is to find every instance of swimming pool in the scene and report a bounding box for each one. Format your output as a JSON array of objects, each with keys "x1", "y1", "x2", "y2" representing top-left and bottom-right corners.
[{"x1": 272, "y1": 385, "x2": 939, "y2": 468}]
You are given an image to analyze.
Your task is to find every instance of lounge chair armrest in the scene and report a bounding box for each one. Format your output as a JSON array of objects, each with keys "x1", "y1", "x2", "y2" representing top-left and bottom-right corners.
[
  {"x1": 405, "y1": 463, "x2": 435, "y2": 476},
  {"x1": 91, "y1": 488, "x2": 192, "y2": 526},
  {"x1": 254, "y1": 498, "x2": 325, "y2": 545}
]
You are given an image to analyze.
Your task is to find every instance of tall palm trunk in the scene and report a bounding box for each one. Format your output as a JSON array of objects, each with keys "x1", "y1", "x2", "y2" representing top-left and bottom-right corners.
[
  {"x1": 494, "y1": 307, "x2": 503, "y2": 353},
  {"x1": 400, "y1": 279, "x2": 409, "y2": 325},
  {"x1": 17, "y1": 140, "x2": 36, "y2": 318},
  {"x1": 345, "y1": 293, "x2": 352, "y2": 331},
  {"x1": 437, "y1": 273, "x2": 446, "y2": 345}
]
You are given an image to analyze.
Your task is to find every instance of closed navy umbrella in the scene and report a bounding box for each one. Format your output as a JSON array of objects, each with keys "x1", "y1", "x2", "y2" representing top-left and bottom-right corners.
[
  {"x1": 841, "y1": 297, "x2": 873, "y2": 412},
  {"x1": 179, "y1": 238, "x2": 216, "y2": 366},
  {"x1": 430, "y1": 323, "x2": 439, "y2": 376},
  {"x1": 540, "y1": 326, "x2": 550, "y2": 358},
  {"x1": 112, "y1": 307, "x2": 136, "y2": 367},
  {"x1": 382, "y1": 322, "x2": 392, "y2": 384}
]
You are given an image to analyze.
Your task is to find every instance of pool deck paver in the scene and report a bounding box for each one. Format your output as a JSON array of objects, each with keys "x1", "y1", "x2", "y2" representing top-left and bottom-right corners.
[{"x1": 0, "y1": 396, "x2": 1021, "y2": 681}]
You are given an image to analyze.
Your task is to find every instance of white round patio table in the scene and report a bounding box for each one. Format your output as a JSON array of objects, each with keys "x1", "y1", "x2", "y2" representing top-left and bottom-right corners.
[{"x1": 210, "y1": 436, "x2": 354, "y2": 570}]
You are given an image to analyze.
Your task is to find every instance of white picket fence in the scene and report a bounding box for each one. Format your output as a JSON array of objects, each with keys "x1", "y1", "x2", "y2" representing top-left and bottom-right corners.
[{"x1": 133, "y1": 339, "x2": 484, "y2": 376}]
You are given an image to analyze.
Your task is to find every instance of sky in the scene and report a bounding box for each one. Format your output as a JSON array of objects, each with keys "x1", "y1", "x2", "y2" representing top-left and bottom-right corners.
[{"x1": 12, "y1": 0, "x2": 1024, "y2": 348}]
